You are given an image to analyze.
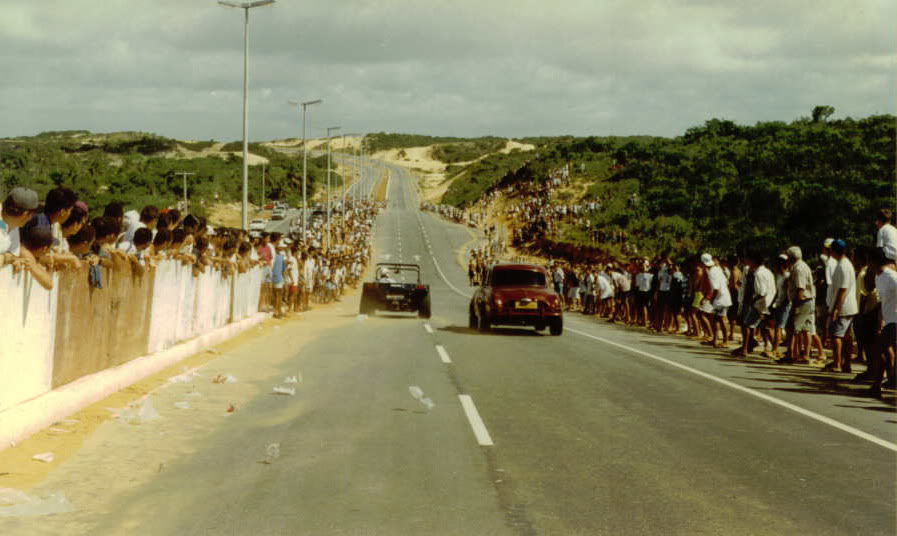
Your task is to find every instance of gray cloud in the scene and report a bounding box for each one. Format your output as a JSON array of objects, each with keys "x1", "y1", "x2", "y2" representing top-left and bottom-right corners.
[{"x1": 0, "y1": 0, "x2": 893, "y2": 140}]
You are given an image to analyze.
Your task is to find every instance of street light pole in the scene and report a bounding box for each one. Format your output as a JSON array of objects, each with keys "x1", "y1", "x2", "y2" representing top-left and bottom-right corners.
[
  {"x1": 288, "y1": 98, "x2": 322, "y2": 243},
  {"x1": 218, "y1": 0, "x2": 275, "y2": 230},
  {"x1": 176, "y1": 172, "x2": 196, "y2": 213},
  {"x1": 325, "y1": 126, "x2": 340, "y2": 250}
]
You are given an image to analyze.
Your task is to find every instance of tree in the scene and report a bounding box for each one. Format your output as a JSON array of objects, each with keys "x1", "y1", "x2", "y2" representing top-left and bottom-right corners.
[{"x1": 812, "y1": 105, "x2": 835, "y2": 123}]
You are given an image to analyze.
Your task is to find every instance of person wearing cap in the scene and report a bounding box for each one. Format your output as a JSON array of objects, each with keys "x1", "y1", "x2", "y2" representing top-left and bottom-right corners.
[
  {"x1": 869, "y1": 247, "x2": 897, "y2": 398},
  {"x1": 12, "y1": 224, "x2": 55, "y2": 290},
  {"x1": 700, "y1": 253, "x2": 732, "y2": 348},
  {"x1": 823, "y1": 239, "x2": 858, "y2": 372},
  {"x1": 0, "y1": 187, "x2": 39, "y2": 266}
]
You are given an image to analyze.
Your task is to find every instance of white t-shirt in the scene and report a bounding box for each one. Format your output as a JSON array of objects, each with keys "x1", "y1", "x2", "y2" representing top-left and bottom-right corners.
[
  {"x1": 708, "y1": 265, "x2": 732, "y2": 308},
  {"x1": 827, "y1": 256, "x2": 858, "y2": 316},
  {"x1": 875, "y1": 268, "x2": 897, "y2": 326},
  {"x1": 658, "y1": 268, "x2": 671, "y2": 292},
  {"x1": 635, "y1": 272, "x2": 653, "y2": 292},
  {"x1": 752, "y1": 265, "x2": 776, "y2": 314},
  {"x1": 598, "y1": 273, "x2": 614, "y2": 299},
  {"x1": 0, "y1": 226, "x2": 20, "y2": 255},
  {"x1": 822, "y1": 255, "x2": 837, "y2": 286},
  {"x1": 877, "y1": 223, "x2": 897, "y2": 254}
]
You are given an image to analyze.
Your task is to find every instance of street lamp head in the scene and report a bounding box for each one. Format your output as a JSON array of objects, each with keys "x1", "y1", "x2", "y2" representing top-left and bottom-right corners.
[
  {"x1": 218, "y1": 0, "x2": 275, "y2": 8},
  {"x1": 302, "y1": 99, "x2": 323, "y2": 107}
]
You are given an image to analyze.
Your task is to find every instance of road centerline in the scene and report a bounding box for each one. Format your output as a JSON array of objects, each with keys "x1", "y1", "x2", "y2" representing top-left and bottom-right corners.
[
  {"x1": 435, "y1": 344, "x2": 452, "y2": 363},
  {"x1": 458, "y1": 395, "x2": 494, "y2": 446}
]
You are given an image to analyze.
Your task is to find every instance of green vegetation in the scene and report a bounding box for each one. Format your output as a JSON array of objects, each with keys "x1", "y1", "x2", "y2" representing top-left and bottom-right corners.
[
  {"x1": 460, "y1": 111, "x2": 896, "y2": 258},
  {"x1": 441, "y1": 151, "x2": 533, "y2": 207},
  {"x1": 179, "y1": 140, "x2": 216, "y2": 152},
  {"x1": 430, "y1": 138, "x2": 507, "y2": 163},
  {"x1": 0, "y1": 131, "x2": 338, "y2": 222},
  {"x1": 362, "y1": 133, "x2": 466, "y2": 153}
]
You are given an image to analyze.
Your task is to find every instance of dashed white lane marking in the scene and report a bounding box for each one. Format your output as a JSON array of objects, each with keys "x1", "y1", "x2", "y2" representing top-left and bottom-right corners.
[
  {"x1": 458, "y1": 395, "x2": 493, "y2": 446},
  {"x1": 424, "y1": 323, "x2": 434, "y2": 334},
  {"x1": 435, "y1": 344, "x2": 452, "y2": 363},
  {"x1": 567, "y1": 327, "x2": 897, "y2": 453}
]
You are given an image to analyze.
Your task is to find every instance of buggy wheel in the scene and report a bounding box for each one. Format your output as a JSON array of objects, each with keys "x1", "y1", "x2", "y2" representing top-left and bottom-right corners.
[
  {"x1": 477, "y1": 306, "x2": 491, "y2": 333},
  {"x1": 418, "y1": 295, "x2": 432, "y2": 319},
  {"x1": 359, "y1": 295, "x2": 375, "y2": 316},
  {"x1": 549, "y1": 317, "x2": 563, "y2": 336}
]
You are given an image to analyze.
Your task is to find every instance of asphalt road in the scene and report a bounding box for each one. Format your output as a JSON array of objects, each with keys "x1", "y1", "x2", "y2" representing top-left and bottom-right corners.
[
  {"x1": 13, "y1": 162, "x2": 896, "y2": 535},
  {"x1": 262, "y1": 152, "x2": 381, "y2": 235}
]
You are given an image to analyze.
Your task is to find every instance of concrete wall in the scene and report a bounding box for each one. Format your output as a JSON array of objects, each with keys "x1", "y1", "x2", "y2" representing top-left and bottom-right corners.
[
  {"x1": 0, "y1": 270, "x2": 57, "y2": 412},
  {"x1": 0, "y1": 261, "x2": 262, "y2": 413}
]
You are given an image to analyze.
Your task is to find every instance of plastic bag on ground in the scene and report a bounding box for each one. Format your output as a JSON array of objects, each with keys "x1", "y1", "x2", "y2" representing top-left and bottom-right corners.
[
  {"x1": 173, "y1": 401, "x2": 191, "y2": 410},
  {"x1": 408, "y1": 386, "x2": 435, "y2": 411},
  {"x1": 31, "y1": 453, "x2": 54, "y2": 463},
  {"x1": 265, "y1": 443, "x2": 280, "y2": 463},
  {"x1": 0, "y1": 488, "x2": 76, "y2": 517},
  {"x1": 272, "y1": 386, "x2": 296, "y2": 396},
  {"x1": 119, "y1": 398, "x2": 161, "y2": 424},
  {"x1": 284, "y1": 376, "x2": 299, "y2": 384}
]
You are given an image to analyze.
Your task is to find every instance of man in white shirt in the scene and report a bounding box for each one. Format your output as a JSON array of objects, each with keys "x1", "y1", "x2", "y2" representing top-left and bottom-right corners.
[
  {"x1": 825, "y1": 239, "x2": 858, "y2": 372},
  {"x1": 875, "y1": 208, "x2": 897, "y2": 256},
  {"x1": 735, "y1": 251, "x2": 775, "y2": 357},
  {"x1": 870, "y1": 247, "x2": 897, "y2": 398},
  {"x1": 701, "y1": 253, "x2": 732, "y2": 348}
]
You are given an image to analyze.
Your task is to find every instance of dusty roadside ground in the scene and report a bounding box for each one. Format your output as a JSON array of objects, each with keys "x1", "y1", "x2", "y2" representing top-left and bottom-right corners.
[{"x1": 0, "y1": 286, "x2": 360, "y2": 529}]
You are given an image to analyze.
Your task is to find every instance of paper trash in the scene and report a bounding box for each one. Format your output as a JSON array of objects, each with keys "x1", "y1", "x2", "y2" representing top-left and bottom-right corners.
[
  {"x1": 31, "y1": 453, "x2": 54, "y2": 463},
  {"x1": 272, "y1": 386, "x2": 296, "y2": 396}
]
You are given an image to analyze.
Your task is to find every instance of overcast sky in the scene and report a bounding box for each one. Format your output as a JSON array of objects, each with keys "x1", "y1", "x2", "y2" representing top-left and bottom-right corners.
[{"x1": 1, "y1": 0, "x2": 894, "y2": 141}]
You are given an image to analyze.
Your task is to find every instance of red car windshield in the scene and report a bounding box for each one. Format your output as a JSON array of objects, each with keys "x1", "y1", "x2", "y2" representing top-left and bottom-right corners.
[{"x1": 492, "y1": 270, "x2": 546, "y2": 287}]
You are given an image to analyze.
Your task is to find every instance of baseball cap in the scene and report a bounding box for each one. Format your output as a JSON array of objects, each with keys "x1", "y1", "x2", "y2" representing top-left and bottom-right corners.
[
  {"x1": 5, "y1": 187, "x2": 39, "y2": 211},
  {"x1": 831, "y1": 239, "x2": 847, "y2": 254},
  {"x1": 700, "y1": 253, "x2": 714, "y2": 266},
  {"x1": 823, "y1": 238, "x2": 834, "y2": 248}
]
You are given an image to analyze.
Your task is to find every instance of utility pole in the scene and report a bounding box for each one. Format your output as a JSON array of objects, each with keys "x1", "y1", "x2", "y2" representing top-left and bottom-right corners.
[
  {"x1": 260, "y1": 163, "x2": 265, "y2": 210},
  {"x1": 217, "y1": 0, "x2": 276, "y2": 230},
  {"x1": 325, "y1": 126, "x2": 340, "y2": 250},
  {"x1": 288, "y1": 98, "x2": 322, "y2": 242},
  {"x1": 176, "y1": 172, "x2": 196, "y2": 213}
]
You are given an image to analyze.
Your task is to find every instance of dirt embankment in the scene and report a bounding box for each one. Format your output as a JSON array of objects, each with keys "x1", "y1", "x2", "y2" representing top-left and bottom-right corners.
[{"x1": 374, "y1": 140, "x2": 534, "y2": 204}]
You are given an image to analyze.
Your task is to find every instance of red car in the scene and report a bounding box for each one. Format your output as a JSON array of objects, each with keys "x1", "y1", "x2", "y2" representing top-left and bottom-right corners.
[{"x1": 469, "y1": 263, "x2": 563, "y2": 335}]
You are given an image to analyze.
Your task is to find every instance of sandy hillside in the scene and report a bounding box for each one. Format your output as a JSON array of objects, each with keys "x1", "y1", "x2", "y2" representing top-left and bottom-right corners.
[
  {"x1": 265, "y1": 136, "x2": 362, "y2": 152},
  {"x1": 375, "y1": 140, "x2": 534, "y2": 203}
]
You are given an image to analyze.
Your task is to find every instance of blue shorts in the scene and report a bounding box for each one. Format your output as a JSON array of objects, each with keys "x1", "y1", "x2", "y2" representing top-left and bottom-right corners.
[{"x1": 770, "y1": 302, "x2": 791, "y2": 328}]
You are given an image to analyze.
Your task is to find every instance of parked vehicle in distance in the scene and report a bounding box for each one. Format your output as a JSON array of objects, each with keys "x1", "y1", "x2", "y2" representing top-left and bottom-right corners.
[
  {"x1": 264, "y1": 203, "x2": 275, "y2": 210},
  {"x1": 271, "y1": 208, "x2": 286, "y2": 220},
  {"x1": 469, "y1": 263, "x2": 563, "y2": 335},
  {"x1": 359, "y1": 263, "x2": 431, "y2": 318},
  {"x1": 249, "y1": 219, "x2": 267, "y2": 232}
]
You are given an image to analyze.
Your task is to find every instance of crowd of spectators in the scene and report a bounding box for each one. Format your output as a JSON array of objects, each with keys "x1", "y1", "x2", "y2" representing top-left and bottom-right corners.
[
  {"x1": 427, "y1": 177, "x2": 897, "y2": 400},
  {"x1": 535, "y1": 217, "x2": 896, "y2": 398},
  {"x1": 0, "y1": 185, "x2": 381, "y2": 319}
]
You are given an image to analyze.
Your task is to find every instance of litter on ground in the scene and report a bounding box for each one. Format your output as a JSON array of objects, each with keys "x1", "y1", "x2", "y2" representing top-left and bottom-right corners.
[
  {"x1": 0, "y1": 488, "x2": 75, "y2": 517},
  {"x1": 212, "y1": 374, "x2": 238, "y2": 384},
  {"x1": 284, "y1": 376, "x2": 299, "y2": 384},
  {"x1": 272, "y1": 386, "x2": 296, "y2": 396},
  {"x1": 31, "y1": 453, "x2": 54, "y2": 463},
  {"x1": 173, "y1": 401, "x2": 191, "y2": 410},
  {"x1": 118, "y1": 398, "x2": 161, "y2": 424}
]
